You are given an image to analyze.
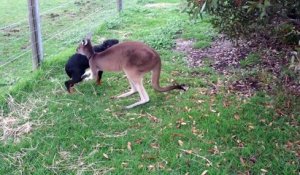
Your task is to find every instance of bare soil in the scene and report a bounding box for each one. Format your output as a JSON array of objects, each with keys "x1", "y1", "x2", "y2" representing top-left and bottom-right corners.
[{"x1": 175, "y1": 35, "x2": 300, "y2": 96}]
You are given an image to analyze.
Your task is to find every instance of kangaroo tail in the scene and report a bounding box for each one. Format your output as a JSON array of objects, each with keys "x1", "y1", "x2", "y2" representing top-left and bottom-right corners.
[{"x1": 151, "y1": 60, "x2": 187, "y2": 92}]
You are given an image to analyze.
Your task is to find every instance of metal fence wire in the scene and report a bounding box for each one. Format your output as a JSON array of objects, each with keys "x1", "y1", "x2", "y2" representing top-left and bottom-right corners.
[{"x1": 0, "y1": 0, "x2": 124, "y2": 88}]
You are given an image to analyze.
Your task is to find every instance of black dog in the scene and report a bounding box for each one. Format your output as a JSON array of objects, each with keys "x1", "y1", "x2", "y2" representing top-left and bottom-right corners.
[{"x1": 65, "y1": 39, "x2": 119, "y2": 93}]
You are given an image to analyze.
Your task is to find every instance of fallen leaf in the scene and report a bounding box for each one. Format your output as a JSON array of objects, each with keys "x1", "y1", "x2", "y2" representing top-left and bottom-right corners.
[
  {"x1": 234, "y1": 114, "x2": 240, "y2": 120},
  {"x1": 260, "y1": 169, "x2": 268, "y2": 173},
  {"x1": 285, "y1": 141, "x2": 293, "y2": 149},
  {"x1": 147, "y1": 165, "x2": 155, "y2": 171},
  {"x1": 135, "y1": 138, "x2": 143, "y2": 144},
  {"x1": 201, "y1": 170, "x2": 208, "y2": 175},
  {"x1": 248, "y1": 123, "x2": 254, "y2": 130},
  {"x1": 150, "y1": 142, "x2": 160, "y2": 149},
  {"x1": 148, "y1": 114, "x2": 160, "y2": 123},
  {"x1": 208, "y1": 145, "x2": 220, "y2": 155},
  {"x1": 223, "y1": 100, "x2": 230, "y2": 107},
  {"x1": 249, "y1": 156, "x2": 257, "y2": 163},
  {"x1": 197, "y1": 100, "x2": 204, "y2": 104},
  {"x1": 176, "y1": 153, "x2": 182, "y2": 158},
  {"x1": 268, "y1": 122, "x2": 273, "y2": 126},
  {"x1": 121, "y1": 162, "x2": 128, "y2": 168},
  {"x1": 158, "y1": 162, "x2": 166, "y2": 169},
  {"x1": 103, "y1": 153, "x2": 109, "y2": 159},
  {"x1": 178, "y1": 140, "x2": 184, "y2": 147},
  {"x1": 238, "y1": 143, "x2": 244, "y2": 147},
  {"x1": 191, "y1": 127, "x2": 197, "y2": 133},
  {"x1": 172, "y1": 133, "x2": 184, "y2": 138},
  {"x1": 127, "y1": 142, "x2": 132, "y2": 151},
  {"x1": 240, "y1": 157, "x2": 245, "y2": 166},
  {"x1": 184, "y1": 106, "x2": 191, "y2": 112},
  {"x1": 176, "y1": 118, "x2": 187, "y2": 128},
  {"x1": 183, "y1": 150, "x2": 193, "y2": 154}
]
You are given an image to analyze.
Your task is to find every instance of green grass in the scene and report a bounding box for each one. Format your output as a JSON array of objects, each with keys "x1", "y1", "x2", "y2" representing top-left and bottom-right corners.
[
  {"x1": 240, "y1": 52, "x2": 261, "y2": 68},
  {"x1": 0, "y1": 0, "x2": 299, "y2": 174},
  {"x1": 182, "y1": 18, "x2": 215, "y2": 49}
]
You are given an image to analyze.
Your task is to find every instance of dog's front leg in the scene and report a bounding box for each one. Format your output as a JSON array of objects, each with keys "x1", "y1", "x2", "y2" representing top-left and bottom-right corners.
[{"x1": 97, "y1": 71, "x2": 103, "y2": 85}]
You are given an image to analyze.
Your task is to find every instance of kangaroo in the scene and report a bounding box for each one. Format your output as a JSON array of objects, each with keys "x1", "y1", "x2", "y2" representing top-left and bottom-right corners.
[{"x1": 77, "y1": 35, "x2": 187, "y2": 109}]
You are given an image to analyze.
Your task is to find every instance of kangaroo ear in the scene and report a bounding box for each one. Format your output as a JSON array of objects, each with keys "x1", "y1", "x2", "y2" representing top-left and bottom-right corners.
[
  {"x1": 86, "y1": 33, "x2": 92, "y2": 40},
  {"x1": 81, "y1": 39, "x2": 88, "y2": 46}
]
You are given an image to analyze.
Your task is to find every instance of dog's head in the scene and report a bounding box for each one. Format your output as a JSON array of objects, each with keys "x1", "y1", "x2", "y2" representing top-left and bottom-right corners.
[
  {"x1": 93, "y1": 39, "x2": 119, "y2": 52},
  {"x1": 103, "y1": 39, "x2": 119, "y2": 48}
]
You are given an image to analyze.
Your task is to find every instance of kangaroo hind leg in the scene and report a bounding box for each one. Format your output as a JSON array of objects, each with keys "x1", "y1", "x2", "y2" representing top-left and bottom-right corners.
[
  {"x1": 125, "y1": 76, "x2": 150, "y2": 109},
  {"x1": 116, "y1": 79, "x2": 137, "y2": 98}
]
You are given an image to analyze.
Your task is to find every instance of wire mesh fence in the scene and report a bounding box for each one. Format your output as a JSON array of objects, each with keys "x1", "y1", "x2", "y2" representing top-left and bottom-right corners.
[{"x1": 0, "y1": 0, "x2": 130, "y2": 90}]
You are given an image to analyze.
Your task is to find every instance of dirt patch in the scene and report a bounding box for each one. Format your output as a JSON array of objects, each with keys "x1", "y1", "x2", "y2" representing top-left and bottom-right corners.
[
  {"x1": 175, "y1": 36, "x2": 300, "y2": 96},
  {"x1": 2, "y1": 28, "x2": 21, "y2": 37},
  {"x1": 49, "y1": 13, "x2": 60, "y2": 19},
  {"x1": 176, "y1": 36, "x2": 251, "y2": 74}
]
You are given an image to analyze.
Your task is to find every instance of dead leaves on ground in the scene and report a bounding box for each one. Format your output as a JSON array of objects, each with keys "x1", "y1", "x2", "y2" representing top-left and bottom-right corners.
[
  {"x1": 144, "y1": 161, "x2": 168, "y2": 172},
  {"x1": 285, "y1": 140, "x2": 300, "y2": 158},
  {"x1": 179, "y1": 149, "x2": 213, "y2": 167},
  {"x1": 176, "y1": 118, "x2": 187, "y2": 128},
  {"x1": 147, "y1": 114, "x2": 160, "y2": 123}
]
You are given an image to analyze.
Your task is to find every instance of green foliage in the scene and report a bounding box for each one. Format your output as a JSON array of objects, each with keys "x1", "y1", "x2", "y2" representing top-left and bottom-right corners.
[
  {"x1": 275, "y1": 23, "x2": 300, "y2": 45},
  {"x1": 185, "y1": 0, "x2": 300, "y2": 45}
]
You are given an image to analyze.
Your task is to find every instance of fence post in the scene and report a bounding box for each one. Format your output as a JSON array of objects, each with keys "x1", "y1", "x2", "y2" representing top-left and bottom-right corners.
[
  {"x1": 27, "y1": 0, "x2": 43, "y2": 70},
  {"x1": 117, "y1": 0, "x2": 123, "y2": 13}
]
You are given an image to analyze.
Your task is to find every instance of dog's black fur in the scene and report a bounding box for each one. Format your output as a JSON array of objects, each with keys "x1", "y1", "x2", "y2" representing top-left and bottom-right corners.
[{"x1": 65, "y1": 39, "x2": 119, "y2": 92}]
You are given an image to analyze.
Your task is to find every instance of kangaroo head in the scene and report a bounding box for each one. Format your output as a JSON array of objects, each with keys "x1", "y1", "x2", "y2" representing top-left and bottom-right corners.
[{"x1": 77, "y1": 34, "x2": 94, "y2": 59}]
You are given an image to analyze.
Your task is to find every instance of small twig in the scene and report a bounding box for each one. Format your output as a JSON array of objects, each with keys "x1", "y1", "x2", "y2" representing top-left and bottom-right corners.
[
  {"x1": 90, "y1": 83, "x2": 97, "y2": 96},
  {"x1": 74, "y1": 87, "x2": 84, "y2": 95},
  {"x1": 179, "y1": 149, "x2": 212, "y2": 166},
  {"x1": 96, "y1": 130, "x2": 127, "y2": 138}
]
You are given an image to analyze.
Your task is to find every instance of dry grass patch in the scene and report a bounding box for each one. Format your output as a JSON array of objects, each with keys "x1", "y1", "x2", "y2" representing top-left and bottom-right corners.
[
  {"x1": 46, "y1": 150, "x2": 115, "y2": 175},
  {"x1": 0, "y1": 95, "x2": 46, "y2": 143}
]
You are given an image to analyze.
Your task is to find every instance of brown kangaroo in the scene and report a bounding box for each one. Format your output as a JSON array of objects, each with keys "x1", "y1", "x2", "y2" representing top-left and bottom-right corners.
[{"x1": 77, "y1": 35, "x2": 187, "y2": 109}]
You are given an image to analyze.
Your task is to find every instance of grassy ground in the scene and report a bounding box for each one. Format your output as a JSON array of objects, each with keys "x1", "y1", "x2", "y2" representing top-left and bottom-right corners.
[
  {"x1": 0, "y1": 0, "x2": 299, "y2": 174},
  {"x1": 0, "y1": 0, "x2": 122, "y2": 92}
]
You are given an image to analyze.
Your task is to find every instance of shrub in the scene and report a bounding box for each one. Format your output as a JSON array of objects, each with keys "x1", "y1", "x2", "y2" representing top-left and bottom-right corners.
[{"x1": 185, "y1": 0, "x2": 300, "y2": 45}]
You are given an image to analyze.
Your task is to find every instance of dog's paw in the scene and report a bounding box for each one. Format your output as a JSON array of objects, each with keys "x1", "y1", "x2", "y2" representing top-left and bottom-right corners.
[{"x1": 82, "y1": 69, "x2": 93, "y2": 81}]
